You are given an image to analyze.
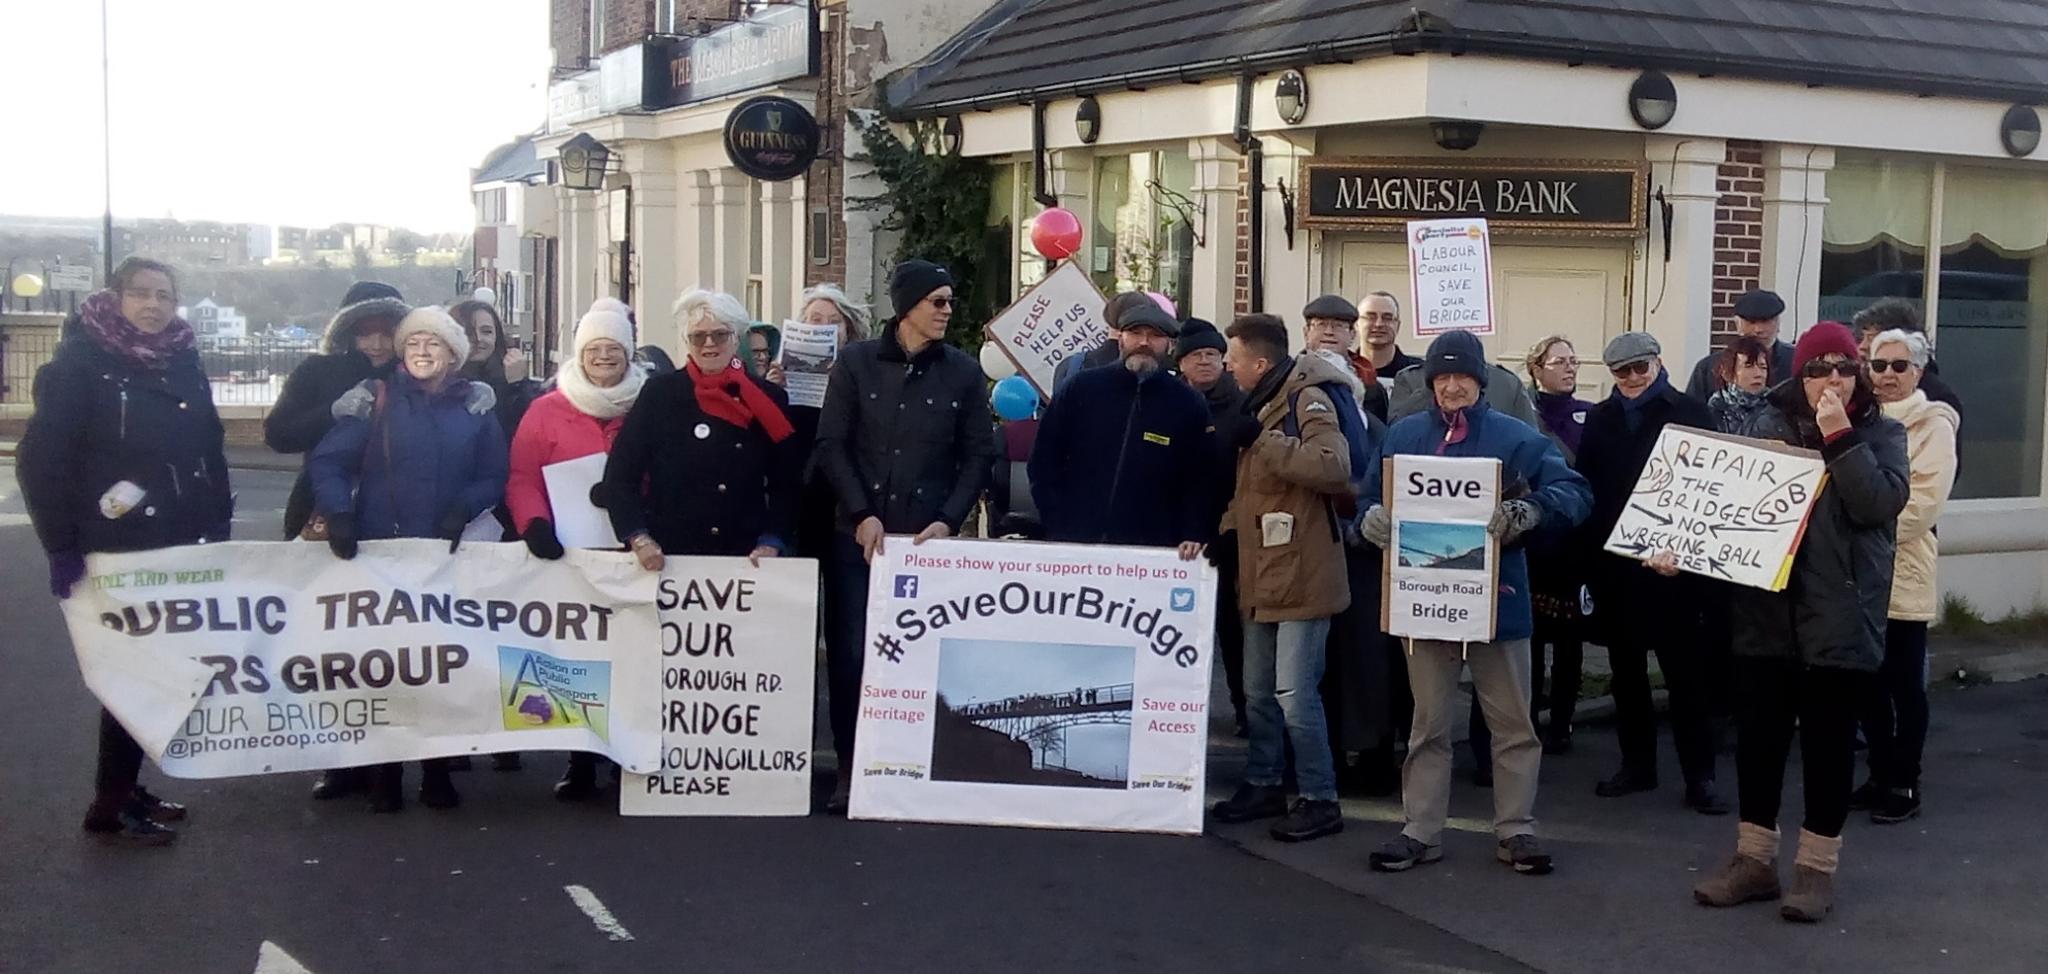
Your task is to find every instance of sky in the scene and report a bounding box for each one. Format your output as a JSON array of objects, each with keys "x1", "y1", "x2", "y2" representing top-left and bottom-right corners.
[
  {"x1": 937, "y1": 639, "x2": 1135, "y2": 781},
  {"x1": 0, "y1": 0, "x2": 550, "y2": 233}
]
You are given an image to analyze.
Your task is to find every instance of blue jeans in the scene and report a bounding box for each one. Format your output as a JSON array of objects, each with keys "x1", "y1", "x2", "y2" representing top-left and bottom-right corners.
[{"x1": 1243, "y1": 617, "x2": 1336, "y2": 802}]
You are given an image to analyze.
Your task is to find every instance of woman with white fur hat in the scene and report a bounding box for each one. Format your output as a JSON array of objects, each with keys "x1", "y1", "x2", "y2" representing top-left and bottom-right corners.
[{"x1": 307, "y1": 305, "x2": 510, "y2": 813}]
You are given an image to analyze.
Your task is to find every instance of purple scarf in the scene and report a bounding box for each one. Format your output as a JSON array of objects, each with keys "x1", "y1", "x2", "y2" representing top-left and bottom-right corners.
[
  {"x1": 77, "y1": 289, "x2": 194, "y2": 370},
  {"x1": 1436, "y1": 408, "x2": 1470, "y2": 454}
]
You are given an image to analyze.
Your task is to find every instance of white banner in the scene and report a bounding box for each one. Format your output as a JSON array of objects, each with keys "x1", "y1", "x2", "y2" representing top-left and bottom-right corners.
[
  {"x1": 621, "y1": 557, "x2": 819, "y2": 816},
  {"x1": 982, "y1": 261, "x2": 1111, "y2": 399},
  {"x1": 1603, "y1": 425, "x2": 1827, "y2": 591},
  {"x1": 776, "y1": 321, "x2": 839, "y2": 409},
  {"x1": 849, "y1": 538, "x2": 1215, "y2": 834},
  {"x1": 59, "y1": 540, "x2": 664, "y2": 778},
  {"x1": 1382, "y1": 455, "x2": 1501, "y2": 642},
  {"x1": 1407, "y1": 217, "x2": 1496, "y2": 336}
]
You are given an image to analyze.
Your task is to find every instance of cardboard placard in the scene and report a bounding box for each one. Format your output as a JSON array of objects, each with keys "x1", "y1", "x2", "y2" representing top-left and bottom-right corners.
[
  {"x1": 1407, "y1": 217, "x2": 1496, "y2": 336},
  {"x1": 1381, "y1": 455, "x2": 1502, "y2": 642},
  {"x1": 1602, "y1": 425, "x2": 1827, "y2": 591},
  {"x1": 982, "y1": 261, "x2": 1112, "y2": 399}
]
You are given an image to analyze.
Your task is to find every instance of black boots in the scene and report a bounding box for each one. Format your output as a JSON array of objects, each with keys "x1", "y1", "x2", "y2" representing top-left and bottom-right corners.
[
  {"x1": 311, "y1": 767, "x2": 366, "y2": 800},
  {"x1": 555, "y1": 754, "x2": 600, "y2": 802},
  {"x1": 368, "y1": 764, "x2": 406, "y2": 813},
  {"x1": 1210, "y1": 783, "x2": 1288, "y2": 824},
  {"x1": 82, "y1": 788, "x2": 181, "y2": 847},
  {"x1": 418, "y1": 759, "x2": 461, "y2": 809},
  {"x1": 1269, "y1": 799, "x2": 1344, "y2": 843}
]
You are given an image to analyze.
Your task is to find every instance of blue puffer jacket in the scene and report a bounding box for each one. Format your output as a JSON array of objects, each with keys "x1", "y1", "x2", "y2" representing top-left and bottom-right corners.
[
  {"x1": 1365, "y1": 399, "x2": 1593, "y2": 641},
  {"x1": 307, "y1": 372, "x2": 508, "y2": 540}
]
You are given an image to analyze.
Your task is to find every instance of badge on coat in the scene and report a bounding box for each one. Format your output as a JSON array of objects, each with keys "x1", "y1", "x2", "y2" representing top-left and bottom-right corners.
[
  {"x1": 694, "y1": 423, "x2": 711, "y2": 440},
  {"x1": 1142, "y1": 432, "x2": 1171, "y2": 445}
]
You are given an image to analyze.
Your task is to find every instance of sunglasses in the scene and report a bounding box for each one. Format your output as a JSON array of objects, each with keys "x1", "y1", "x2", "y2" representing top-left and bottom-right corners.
[
  {"x1": 686, "y1": 329, "x2": 735, "y2": 348},
  {"x1": 1868, "y1": 359, "x2": 1915, "y2": 374},
  {"x1": 1802, "y1": 360, "x2": 1860, "y2": 379},
  {"x1": 1609, "y1": 360, "x2": 1652, "y2": 378},
  {"x1": 926, "y1": 296, "x2": 953, "y2": 309}
]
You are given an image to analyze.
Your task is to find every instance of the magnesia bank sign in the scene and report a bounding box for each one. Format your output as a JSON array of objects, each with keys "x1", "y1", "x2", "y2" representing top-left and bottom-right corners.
[{"x1": 1302, "y1": 159, "x2": 1647, "y2": 235}]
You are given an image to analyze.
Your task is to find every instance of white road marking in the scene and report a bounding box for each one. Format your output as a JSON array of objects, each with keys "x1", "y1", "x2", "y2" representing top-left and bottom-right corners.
[
  {"x1": 253, "y1": 941, "x2": 314, "y2": 973},
  {"x1": 564, "y1": 884, "x2": 635, "y2": 942}
]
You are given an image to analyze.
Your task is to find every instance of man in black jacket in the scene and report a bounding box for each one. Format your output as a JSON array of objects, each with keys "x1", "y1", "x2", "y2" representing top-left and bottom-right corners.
[
  {"x1": 263, "y1": 282, "x2": 409, "y2": 539},
  {"x1": 1175, "y1": 319, "x2": 1253, "y2": 732},
  {"x1": 1686, "y1": 289, "x2": 1795, "y2": 399},
  {"x1": 814, "y1": 259, "x2": 999, "y2": 812},
  {"x1": 1577, "y1": 332, "x2": 1726, "y2": 814},
  {"x1": 1029, "y1": 302, "x2": 1211, "y2": 555}
]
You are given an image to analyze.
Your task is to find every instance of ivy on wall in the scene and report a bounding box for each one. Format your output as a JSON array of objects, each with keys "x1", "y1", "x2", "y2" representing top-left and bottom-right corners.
[{"x1": 852, "y1": 113, "x2": 995, "y2": 351}]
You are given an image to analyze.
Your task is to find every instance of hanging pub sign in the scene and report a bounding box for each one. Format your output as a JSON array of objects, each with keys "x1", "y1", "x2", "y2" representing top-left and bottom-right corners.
[
  {"x1": 1300, "y1": 159, "x2": 1647, "y2": 235},
  {"x1": 723, "y1": 95, "x2": 821, "y2": 182}
]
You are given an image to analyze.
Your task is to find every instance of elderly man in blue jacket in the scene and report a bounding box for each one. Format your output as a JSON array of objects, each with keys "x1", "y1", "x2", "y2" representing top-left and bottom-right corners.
[
  {"x1": 1356, "y1": 329, "x2": 1592, "y2": 877},
  {"x1": 1029, "y1": 302, "x2": 1212, "y2": 558}
]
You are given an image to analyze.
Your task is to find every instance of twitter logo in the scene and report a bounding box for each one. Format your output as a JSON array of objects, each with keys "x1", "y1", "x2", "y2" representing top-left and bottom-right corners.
[{"x1": 1169, "y1": 588, "x2": 1196, "y2": 612}]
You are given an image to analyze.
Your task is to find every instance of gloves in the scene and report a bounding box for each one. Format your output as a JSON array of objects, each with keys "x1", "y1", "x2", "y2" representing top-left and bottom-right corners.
[
  {"x1": 588, "y1": 482, "x2": 610, "y2": 510},
  {"x1": 1354, "y1": 505, "x2": 1392, "y2": 549},
  {"x1": 48, "y1": 549, "x2": 86, "y2": 599},
  {"x1": 438, "y1": 506, "x2": 471, "y2": 554},
  {"x1": 331, "y1": 383, "x2": 375, "y2": 421},
  {"x1": 463, "y1": 382, "x2": 498, "y2": 416},
  {"x1": 1486, "y1": 498, "x2": 1543, "y2": 545},
  {"x1": 326, "y1": 512, "x2": 359, "y2": 560},
  {"x1": 523, "y1": 518, "x2": 566, "y2": 560}
]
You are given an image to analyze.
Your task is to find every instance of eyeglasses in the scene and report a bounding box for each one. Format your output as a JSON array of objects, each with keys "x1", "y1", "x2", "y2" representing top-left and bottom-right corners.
[
  {"x1": 686, "y1": 329, "x2": 735, "y2": 348},
  {"x1": 1609, "y1": 360, "x2": 1652, "y2": 378},
  {"x1": 1543, "y1": 357, "x2": 1581, "y2": 369},
  {"x1": 121, "y1": 287, "x2": 174, "y2": 305},
  {"x1": 1868, "y1": 359, "x2": 1915, "y2": 374},
  {"x1": 1802, "y1": 359, "x2": 1860, "y2": 379},
  {"x1": 926, "y1": 296, "x2": 953, "y2": 309}
]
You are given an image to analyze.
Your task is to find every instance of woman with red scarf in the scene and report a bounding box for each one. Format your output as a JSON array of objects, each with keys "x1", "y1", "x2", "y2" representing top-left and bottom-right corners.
[{"x1": 602, "y1": 289, "x2": 801, "y2": 571}]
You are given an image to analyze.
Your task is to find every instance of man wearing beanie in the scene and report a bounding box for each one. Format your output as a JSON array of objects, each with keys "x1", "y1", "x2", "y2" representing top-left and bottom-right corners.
[
  {"x1": 1387, "y1": 331, "x2": 1543, "y2": 430},
  {"x1": 816, "y1": 259, "x2": 997, "y2": 813},
  {"x1": 1030, "y1": 303, "x2": 1211, "y2": 553},
  {"x1": 1174, "y1": 318, "x2": 1255, "y2": 733},
  {"x1": 1686, "y1": 288, "x2": 1795, "y2": 399},
  {"x1": 1359, "y1": 328, "x2": 1591, "y2": 876}
]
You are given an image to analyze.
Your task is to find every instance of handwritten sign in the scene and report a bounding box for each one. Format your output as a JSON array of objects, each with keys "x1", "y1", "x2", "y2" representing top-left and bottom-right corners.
[
  {"x1": 1382, "y1": 455, "x2": 1501, "y2": 642},
  {"x1": 983, "y1": 261, "x2": 1111, "y2": 399},
  {"x1": 1602, "y1": 425, "x2": 1827, "y2": 591},
  {"x1": 1407, "y1": 217, "x2": 1496, "y2": 337}
]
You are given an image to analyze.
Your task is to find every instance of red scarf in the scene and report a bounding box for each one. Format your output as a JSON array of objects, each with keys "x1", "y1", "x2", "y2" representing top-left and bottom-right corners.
[{"x1": 686, "y1": 359, "x2": 793, "y2": 442}]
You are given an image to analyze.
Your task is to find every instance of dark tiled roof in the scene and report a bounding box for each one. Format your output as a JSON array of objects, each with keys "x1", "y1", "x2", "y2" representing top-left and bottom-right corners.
[
  {"x1": 474, "y1": 135, "x2": 545, "y2": 185},
  {"x1": 889, "y1": 0, "x2": 2048, "y2": 114}
]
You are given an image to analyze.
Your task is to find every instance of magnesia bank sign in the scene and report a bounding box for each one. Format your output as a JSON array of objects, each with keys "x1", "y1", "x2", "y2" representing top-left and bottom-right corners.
[{"x1": 1301, "y1": 159, "x2": 1647, "y2": 235}]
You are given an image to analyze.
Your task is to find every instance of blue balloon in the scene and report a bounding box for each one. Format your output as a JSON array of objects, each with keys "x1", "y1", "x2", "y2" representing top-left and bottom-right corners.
[{"x1": 990, "y1": 375, "x2": 1039, "y2": 421}]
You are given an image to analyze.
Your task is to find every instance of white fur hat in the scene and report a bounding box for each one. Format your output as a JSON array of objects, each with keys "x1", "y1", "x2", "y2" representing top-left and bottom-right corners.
[
  {"x1": 394, "y1": 305, "x2": 470, "y2": 365},
  {"x1": 574, "y1": 309, "x2": 635, "y2": 356}
]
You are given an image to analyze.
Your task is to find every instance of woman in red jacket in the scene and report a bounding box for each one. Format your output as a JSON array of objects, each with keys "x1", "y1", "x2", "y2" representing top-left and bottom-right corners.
[{"x1": 504, "y1": 305, "x2": 647, "y2": 800}]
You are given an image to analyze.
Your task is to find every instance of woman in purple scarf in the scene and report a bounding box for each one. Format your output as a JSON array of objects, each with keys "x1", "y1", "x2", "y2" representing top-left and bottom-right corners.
[{"x1": 1521, "y1": 336, "x2": 1593, "y2": 753}]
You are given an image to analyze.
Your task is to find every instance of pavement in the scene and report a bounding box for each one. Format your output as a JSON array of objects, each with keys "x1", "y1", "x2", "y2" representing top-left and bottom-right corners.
[{"x1": 3, "y1": 462, "x2": 2046, "y2": 973}]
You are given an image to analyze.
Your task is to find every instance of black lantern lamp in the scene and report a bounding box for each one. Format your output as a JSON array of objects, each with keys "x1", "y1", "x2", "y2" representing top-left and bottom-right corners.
[
  {"x1": 1629, "y1": 69, "x2": 1678, "y2": 130},
  {"x1": 1075, "y1": 96, "x2": 1101, "y2": 144},
  {"x1": 940, "y1": 115, "x2": 965, "y2": 155},
  {"x1": 557, "y1": 133, "x2": 616, "y2": 191},
  {"x1": 1275, "y1": 69, "x2": 1309, "y2": 125},
  {"x1": 2001, "y1": 104, "x2": 2041, "y2": 157},
  {"x1": 1431, "y1": 119, "x2": 1485, "y2": 151}
]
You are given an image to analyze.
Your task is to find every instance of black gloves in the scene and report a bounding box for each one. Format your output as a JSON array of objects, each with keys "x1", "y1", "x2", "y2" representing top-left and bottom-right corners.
[
  {"x1": 437, "y1": 506, "x2": 471, "y2": 553},
  {"x1": 524, "y1": 518, "x2": 566, "y2": 560},
  {"x1": 588, "y1": 483, "x2": 610, "y2": 510},
  {"x1": 327, "y1": 512, "x2": 359, "y2": 561}
]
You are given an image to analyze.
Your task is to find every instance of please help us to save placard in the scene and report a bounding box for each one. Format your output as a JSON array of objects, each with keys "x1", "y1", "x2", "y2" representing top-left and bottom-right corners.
[{"x1": 1602, "y1": 425, "x2": 1827, "y2": 591}]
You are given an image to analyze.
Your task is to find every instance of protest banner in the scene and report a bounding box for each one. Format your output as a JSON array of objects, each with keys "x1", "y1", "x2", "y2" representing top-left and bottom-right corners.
[
  {"x1": 776, "y1": 321, "x2": 839, "y2": 409},
  {"x1": 621, "y1": 557, "x2": 818, "y2": 816},
  {"x1": 58, "y1": 540, "x2": 664, "y2": 778},
  {"x1": 1602, "y1": 424, "x2": 1827, "y2": 591},
  {"x1": 849, "y1": 538, "x2": 1215, "y2": 835},
  {"x1": 1407, "y1": 217, "x2": 1496, "y2": 336},
  {"x1": 1382, "y1": 455, "x2": 1501, "y2": 642},
  {"x1": 982, "y1": 261, "x2": 1111, "y2": 399}
]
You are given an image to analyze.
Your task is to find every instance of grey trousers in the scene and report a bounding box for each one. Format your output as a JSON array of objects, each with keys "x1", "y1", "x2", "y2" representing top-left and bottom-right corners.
[{"x1": 1401, "y1": 638, "x2": 1541, "y2": 844}]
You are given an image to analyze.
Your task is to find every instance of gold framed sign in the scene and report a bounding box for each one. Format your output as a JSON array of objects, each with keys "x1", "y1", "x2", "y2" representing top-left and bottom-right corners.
[{"x1": 1300, "y1": 158, "x2": 1648, "y2": 236}]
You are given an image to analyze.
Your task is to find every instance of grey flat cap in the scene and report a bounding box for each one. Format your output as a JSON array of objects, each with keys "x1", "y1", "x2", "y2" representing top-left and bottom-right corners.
[
  {"x1": 1602, "y1": 331, "x2": 1662, "y2": 367},
  {"x1": 1732, "y1": 289, "x2": 1785, "y2": 321},
  {"x1": 1302, "y1": 294, "x2": 1359, "y2": 323}
]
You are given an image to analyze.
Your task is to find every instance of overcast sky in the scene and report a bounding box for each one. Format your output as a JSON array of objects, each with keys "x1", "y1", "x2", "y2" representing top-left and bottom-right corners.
[{"x1": 0, "y1": 0, "x2": 549, "y2": 232}]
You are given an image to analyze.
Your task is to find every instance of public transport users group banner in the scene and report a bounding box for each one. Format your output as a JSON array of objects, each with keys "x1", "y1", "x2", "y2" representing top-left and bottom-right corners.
[
  {"x1": 850, "y1": 538, "x2": 1218, "y2": 835},
  {"x1": 60, "y1": 540, "x2": 665, "y2": 778}
]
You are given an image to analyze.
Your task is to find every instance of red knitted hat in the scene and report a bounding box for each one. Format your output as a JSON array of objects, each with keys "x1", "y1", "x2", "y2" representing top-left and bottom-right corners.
[{"x1": 1793, "y1": 321, "x2": 1860, "y2": 374}]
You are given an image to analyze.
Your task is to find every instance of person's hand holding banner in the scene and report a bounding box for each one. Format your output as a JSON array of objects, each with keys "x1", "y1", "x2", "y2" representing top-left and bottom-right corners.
[
  {"x1": 912, "y1": 522, "x2": 952, "y2": 545},
  {"x1": 327, "y1": 512, "x2": 359, "y2": 561},
  {"x1": 1354, "y1": 504, "x2": 1392, "y2": 548},
  {"x1": 1486, "y1": 498, "x2": 1542, "y2": 544},
  {"x1": 47, "y1": 549, "x2": 85, "y2": 599},
  {"x1": 437, "y1": 505, "x2": 470, "y2": 553},
  {"x1": 1176, "y1": 541, "x2": 1205, "y2": 561},
  {"x1": 748, "y1": 544, "x2": 778, "y2": 568},
  {"x1": 523, "y1": 518, "x2": 566, "y2": 560},
  {"x1": 1645, "y1": 549, "x2": 1682, "y2": 577},
  {"x1": 629, "y1": 532, "x2": 664, "y2": 572},
  {"x1": 856, "y1": 515, "x2": 886, "y2": 563}
]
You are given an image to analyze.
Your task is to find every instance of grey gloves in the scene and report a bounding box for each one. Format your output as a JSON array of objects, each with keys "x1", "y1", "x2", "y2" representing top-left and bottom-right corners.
[
  {"x1": 1353, "y1": 505, "x2": 1392, "y2": 549},
  {"x1": 1487, "y1": 498, "x2": 1542, "y2": 545},
  {"x1": 330, "y1": 380, "x2": 497, "y2": 420}
]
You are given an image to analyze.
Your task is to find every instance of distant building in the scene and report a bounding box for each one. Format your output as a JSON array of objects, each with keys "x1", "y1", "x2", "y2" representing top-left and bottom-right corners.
[
  {"x1": 125, "y1": 219, "x2": 260, "y2": 267},
  {"x1": 471, "y1": 133, "x2": 556, "y2": 363},
  {"x1": 185, "y1": 297, "x2": 248, "y2": 346}
]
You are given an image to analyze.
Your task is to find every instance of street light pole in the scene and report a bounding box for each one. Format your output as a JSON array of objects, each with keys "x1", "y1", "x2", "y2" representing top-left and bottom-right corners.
[{"x1": 101, "y1": 0, "x2": 115, "y2": 282}]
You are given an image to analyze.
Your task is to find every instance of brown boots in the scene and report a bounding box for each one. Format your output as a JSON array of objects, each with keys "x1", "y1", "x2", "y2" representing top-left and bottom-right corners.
[{"x1": 1693, "y1": 823, "x2": 1840, "y2": 922}]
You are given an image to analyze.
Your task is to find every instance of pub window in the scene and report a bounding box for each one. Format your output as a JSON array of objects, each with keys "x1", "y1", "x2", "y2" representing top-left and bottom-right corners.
[
  {"x1": 1091, "y1": 149, "x2": 1196, "y2": 315},
  {"x1": 589, "y1": 0, "x2": 607, "y2": 58},
  {"x1": 1937, "y1": 164, "x2": 2047, "y2": 499},
  {"x1": 1820, "y1": 154, "x2": 1931, "y2": 324}
]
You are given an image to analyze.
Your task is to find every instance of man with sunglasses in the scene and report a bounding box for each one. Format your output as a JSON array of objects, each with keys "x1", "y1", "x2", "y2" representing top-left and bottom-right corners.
[
  {"x1": 1686, "y1": 289, "x2": 1795, "y2": 400},
  {"x1": 1575, "y1": 332, "x2": 1728, "y2": 814}
]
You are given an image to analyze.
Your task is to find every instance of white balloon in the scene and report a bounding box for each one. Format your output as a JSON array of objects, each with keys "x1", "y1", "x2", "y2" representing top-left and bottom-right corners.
[
  {"x1": 979, "y1": 342, "x2": 1018, "y2": 381},
  {"x1": 472, "y1": 286, "x2": 497, "y2": 305}
]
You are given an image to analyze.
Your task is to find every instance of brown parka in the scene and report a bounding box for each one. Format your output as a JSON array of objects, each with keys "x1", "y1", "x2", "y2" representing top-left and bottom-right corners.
[{"x1": 1223, "y1": 352, "x2": 1356, "y2": 622}]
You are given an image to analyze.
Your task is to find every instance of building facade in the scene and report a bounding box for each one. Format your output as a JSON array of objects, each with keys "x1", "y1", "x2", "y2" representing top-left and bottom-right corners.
[{"x1": 471, "y1": 135, "x2": 557, "y2": 358}]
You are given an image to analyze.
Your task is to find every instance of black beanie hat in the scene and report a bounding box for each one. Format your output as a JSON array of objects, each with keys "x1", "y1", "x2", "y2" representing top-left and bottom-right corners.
[
  {"x1": 1173, "y1": 318, "x2": 1226, "y2": 361},
  {"x1": 1423, "y1": 329, "x2": 1489, "y2": 388},
  {"x1": 889, "y1": 260, "x2": 954, "y2": 317},
  {"x1": 341, "y1": 281, "x2": 402, "y2": 308}
]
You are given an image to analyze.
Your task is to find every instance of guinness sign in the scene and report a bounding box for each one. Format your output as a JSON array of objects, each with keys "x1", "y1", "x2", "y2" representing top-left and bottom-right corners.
[
  {"x1": 1301, "y1": 159, "x2": 1647, "y2": 235},
  {"x1": 723, "y1": 95, "x2": 820, "y2": 182}
]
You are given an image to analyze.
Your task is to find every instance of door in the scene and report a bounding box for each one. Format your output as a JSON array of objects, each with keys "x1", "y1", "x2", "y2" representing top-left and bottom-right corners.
[{"x1": 1333, "y1": 238, "x2": 1633, "y2": 399}]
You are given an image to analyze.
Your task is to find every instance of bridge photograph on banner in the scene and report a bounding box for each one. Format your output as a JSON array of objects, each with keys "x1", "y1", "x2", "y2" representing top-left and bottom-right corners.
[{"x1": 849, "y1": 538, "x2": 1216, "y2": 835}]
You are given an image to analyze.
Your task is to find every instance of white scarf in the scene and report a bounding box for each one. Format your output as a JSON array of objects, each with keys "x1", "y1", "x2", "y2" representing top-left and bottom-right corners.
[{"x1": 556, "y1": 357, "x2": 648, "y2": 419}]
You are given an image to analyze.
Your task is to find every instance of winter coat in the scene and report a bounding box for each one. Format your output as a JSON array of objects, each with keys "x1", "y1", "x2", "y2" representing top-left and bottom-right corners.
[
  {"x1": 1367, "y1": 399, "x2": 1593, "y2": 642},
  {"x1": 264, "y1": 297, "x2": 404, "y2": 538},
  {"x1": 1224, "y1": 353, "x2": 1363, "y2": 622},
  {"x1": 18, "y1": 331, "x2": 233, "y2": 556},
  {"x1": 505, "y1": 388, "x2": 626, "y2": 534},
  {"x1": 1388, "y1": 361, "x2": 1542, "y2": 430},
  {"x1": 1052, "y1": 339, "x2": 1120, "y2": 395},
  {"x1": 1917, "y1": 359, "x2": 1965, "y2": 423},
  {"x1": 1881, "y1": 390, "x2": 1959, "y2": 622},
  {"x1": 1527, "y1": 391, "x2": 1593, "y2": 621},
  {"x1": 1685, "y1": 339, "x2": 1794, "y2": 400},
  {"x1": 1729, "y1": 381, "x2": 1910, "y2": 672},
  {"x1": 601, "y1": 367, "x2": 801, "y2": 558},
  {"x1": 1576, "y1": 381, "x2": 1718, "y2": 642},
  {"x1": 307, "y1": 372, "x2": 508, "y2": 541},
  {"x1": 1029, "y1": 362, "x2": 1213, "y2": 547},
  {"x1": 1194, "y1": 375, "x2": 1257, "y2": 534},
  {"x1": 1707, "y1": 385, "x2": 1770, "y2": 435},
  {"x1": 816, "y1": 325, "x2": 998, "y2": 535}
]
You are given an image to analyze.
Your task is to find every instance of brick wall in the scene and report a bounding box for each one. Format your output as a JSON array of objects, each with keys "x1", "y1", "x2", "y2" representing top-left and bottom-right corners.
[
  {"x1": 550, "y1": 0, "x2": 587, "y2": 69},
  {"x1": 1233, "y1": 159, "x2": 1251, "y2": 317},
  {"x1": 1711, "y1": 140, "x2": 1766, "y2": 343},
  {"x1": 808, "y1": 1, "x2": 848, "y2": 289},
  {"x1": 600, "y1": 0, "x2": 656, "y2": 55}
]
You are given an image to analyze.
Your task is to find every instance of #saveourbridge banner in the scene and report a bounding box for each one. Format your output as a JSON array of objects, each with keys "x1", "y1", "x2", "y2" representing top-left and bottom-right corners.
[
  {"x1": 60, "y1": 540, "x2": 664, "y2": 777},
  {"x1": 850, "y1": 538, "x2": 1217, "y2": 835},
  {"x1": 1602, "y1": 425, "x2": 1826, "y2": 591}
]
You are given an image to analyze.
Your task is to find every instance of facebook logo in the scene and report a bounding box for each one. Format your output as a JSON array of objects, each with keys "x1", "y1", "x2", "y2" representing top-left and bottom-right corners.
[
  {"x1": 1169, "y1": 588, "x2": 1196, "y2": 612},
  {"x1": 893, "y1": 575, "x2": 920, "y2": 599}
]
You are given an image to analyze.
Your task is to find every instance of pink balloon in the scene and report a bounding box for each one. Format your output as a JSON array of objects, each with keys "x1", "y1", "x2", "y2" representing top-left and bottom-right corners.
[
  {"x1": 1145, "y1": 291, "x2": 1176, "y2": 317},
  {"x1": 1030, "y1": 207, "x2": 1083, "y2": 261}
]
